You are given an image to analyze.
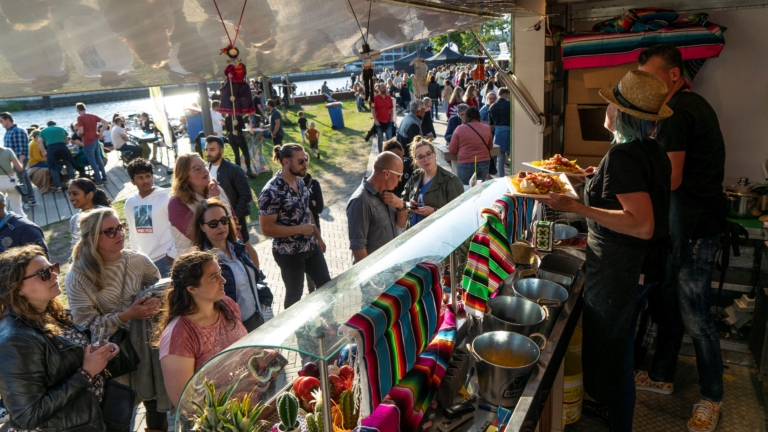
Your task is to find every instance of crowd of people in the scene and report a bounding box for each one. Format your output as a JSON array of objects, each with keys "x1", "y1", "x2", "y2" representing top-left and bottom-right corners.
[{"x1": 0, "y1": 42, "x2": 728, "y2": 432}]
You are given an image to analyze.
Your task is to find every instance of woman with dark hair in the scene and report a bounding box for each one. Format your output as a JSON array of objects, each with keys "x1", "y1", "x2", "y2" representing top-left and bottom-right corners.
[
  {"x1": 543, "y1": 70, "x2": 672, "y2": 431},
  {"x1": 66, "y1": 207, "x2": 169, "y2": 431},
  {"x1": 191, "y1": 198, "x2": 268, "y2": 332},
  {"x1": 448, "y1": 106, "x2": 493, "y2": 185},
  {"x1": 167, "y1": 153, "x2": 232, "y2": 256},
  {"x1": 156, "y1": 250, "x2": 247, "y2": 406},
  {"x1": 0, "y1": 245, "x2": 119, "y2": 431},
  {"x1": 68, "y1": 178, "x2": 111, "y2": 246}
]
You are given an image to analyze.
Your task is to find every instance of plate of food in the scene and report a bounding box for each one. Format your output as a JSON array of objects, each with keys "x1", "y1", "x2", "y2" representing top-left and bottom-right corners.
[
  {"x1": 507, "y1": 171, "x2": 580, "y2": 200},
  {"x1": 523, "y1": 154, "x2": 591, "y2": 177}
]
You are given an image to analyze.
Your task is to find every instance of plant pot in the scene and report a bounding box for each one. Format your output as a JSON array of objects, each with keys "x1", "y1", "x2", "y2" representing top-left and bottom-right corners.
[{"x1": 276, "y1": 415, "x2": 308, "y2": 432}]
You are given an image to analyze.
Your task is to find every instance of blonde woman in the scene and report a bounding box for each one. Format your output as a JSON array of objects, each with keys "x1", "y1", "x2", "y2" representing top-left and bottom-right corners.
[
  {"x1": 463, "y1": 84, "x2": 478, "y2": 108},
  {"x1": 446, "y1": 86, "x2": 465, "y2": 119},
  {"x1": 66, "y1": 207, "x2": 169, "y2": 431},
  {"x1": 167, "y1": 153, "x2": 231, "y2": 256}
]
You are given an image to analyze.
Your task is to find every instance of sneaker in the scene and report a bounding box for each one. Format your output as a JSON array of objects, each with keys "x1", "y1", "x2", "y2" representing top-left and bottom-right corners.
[
  {"x1": 27, "y1": 199, "x2": 37, "y2": 206},
  {"x1": 22, "y1": 202, "x2": 30, "y2": 211},
  {"x1": 151, "y1": 159, "x2": 161, "y2": 165},
  {"x1": 635, "y1": 370, "x2": 674, "y2": 394},
  {"x1": 687, "y1": 399, "x2": 721, "y2": 432},
  {"x1": 246, "y1": 172, "x2": 257, "y2": 179},
  {"x1": 581, "y1": 399, "x2": 610, "y2": 424},
  {"x1": 51, "y1": 187, "x2": 62, "y2": 193}
]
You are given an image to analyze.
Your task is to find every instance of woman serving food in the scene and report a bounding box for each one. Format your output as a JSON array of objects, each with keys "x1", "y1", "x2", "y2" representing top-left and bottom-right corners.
[{"x1": 539, "y1": 70, "x2": 672, "y2": 431}]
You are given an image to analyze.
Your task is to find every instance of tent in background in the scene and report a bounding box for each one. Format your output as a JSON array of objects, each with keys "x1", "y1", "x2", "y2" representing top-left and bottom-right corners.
[
  {"x1": 392, "y1": 47, "x2": 433, "y2": 74},
  {"x1": 426, "y1": 45, "x2": 479, "y2": 69}
]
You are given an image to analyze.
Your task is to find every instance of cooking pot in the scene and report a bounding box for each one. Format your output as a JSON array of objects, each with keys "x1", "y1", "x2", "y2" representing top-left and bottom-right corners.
[
  {"x1": 725, "y1": 178, "x2": 765, "y2": 219},
  {"x1": 512, "y1": 278, "x2": 569, "y2": 336},
  {"x1": 484, "y1": 296, "x2": 548, "y2": 348}
]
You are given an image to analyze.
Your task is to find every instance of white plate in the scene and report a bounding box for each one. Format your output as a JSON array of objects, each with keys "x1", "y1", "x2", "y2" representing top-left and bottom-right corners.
[
  {"x1": 506, "y1": 173, "x2": 580, "y2": 200},
  {"x1": 522, "y1": 162, "x2": 587, "y2": 177}
]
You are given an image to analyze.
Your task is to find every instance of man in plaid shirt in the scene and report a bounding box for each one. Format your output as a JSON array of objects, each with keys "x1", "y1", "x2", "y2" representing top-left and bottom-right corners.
[{"x1": 0, "y1": 112, "x2": 34, "y2": 208}]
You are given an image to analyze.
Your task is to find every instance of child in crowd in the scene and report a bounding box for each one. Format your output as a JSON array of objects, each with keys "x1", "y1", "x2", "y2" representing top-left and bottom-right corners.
[
  {"x1": 297, "y1": 111, "x2": 308, "y2": 144},
  {"x1": 306, "y1": 122, "x2": 320, "y2": 159}
]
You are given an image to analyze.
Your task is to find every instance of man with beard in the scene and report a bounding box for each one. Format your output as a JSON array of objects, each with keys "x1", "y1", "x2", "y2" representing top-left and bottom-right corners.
[
  {"x1": 259, "y1": 144, "x2": 330, "y2": 308},
  {"x1": 205, "y1": 136, "x2": 260, "y2": 270}
]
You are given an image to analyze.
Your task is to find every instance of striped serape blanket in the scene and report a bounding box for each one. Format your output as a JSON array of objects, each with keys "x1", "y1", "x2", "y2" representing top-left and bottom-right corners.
[{"x1": 358, "y1": 308, "x2": 457, "y2": 432}]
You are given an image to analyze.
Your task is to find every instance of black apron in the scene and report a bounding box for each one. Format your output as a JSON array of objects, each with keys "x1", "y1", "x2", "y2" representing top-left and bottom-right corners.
[{"x1": 581, "y1": 174, "x2": 648, "y2": 405}]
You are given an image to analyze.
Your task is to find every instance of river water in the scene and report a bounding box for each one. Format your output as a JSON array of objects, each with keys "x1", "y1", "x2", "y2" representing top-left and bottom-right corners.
[{"x1": 0, "y1": 76, "x2": 353, "y2": 140}]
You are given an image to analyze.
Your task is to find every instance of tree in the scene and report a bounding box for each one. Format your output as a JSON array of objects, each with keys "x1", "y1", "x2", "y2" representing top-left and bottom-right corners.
[{"x1": 429, "y1": 16, "x2": 511, "y2": 54}]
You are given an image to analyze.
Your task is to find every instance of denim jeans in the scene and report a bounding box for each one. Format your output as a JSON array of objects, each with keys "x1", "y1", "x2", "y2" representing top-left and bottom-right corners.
[
  {"x1": 650, "y1": 234, "x2": 724, "y2": 402},
  {"x1": 431, "y1": 99, "x2": 439, "y2": 119},
  {"x1": 494, "y1": 126, "x2": 511, "y2": 177},
  {"x1": 610, "y1": 281, "x2": 656, "y2": 431},
  {"x1": 46, "y1": 142, "x2": 76, "y2": 188},
  {"x1": 83, "y1": 139, "x2": 107, "y2": 183},
  {"x1": 375, "y1": 122, "x2": 393, "y2": 153},
  {"x1": 14, "y1": 158, "x2": 33, "y2": 200},
  {"x1": 457, "y1": 160, "x2": 490, "y2": 185}
]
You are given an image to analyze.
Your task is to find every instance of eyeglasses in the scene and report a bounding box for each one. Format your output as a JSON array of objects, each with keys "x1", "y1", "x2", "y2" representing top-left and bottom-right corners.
[
  {"x1": 100, "y1": 224, "x2": 125, "y2": 238},
  {"x1": 416, "y1": 151, "x2": 435, "y2": 162},
  {"x1": 201, "y1": 216, "x2": 231, "y2": 229},
  {"x1": 386, "y1": 170, "x2": 403, "y2": 179},
  {"x1": 23, "y1": 263, "x2": 60, "y2": 282}
]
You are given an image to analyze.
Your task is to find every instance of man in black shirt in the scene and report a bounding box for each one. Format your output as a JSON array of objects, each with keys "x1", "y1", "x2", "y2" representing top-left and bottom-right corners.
[
  {"x1": 252, "y1": 90, "x2": 266, "y2": 123},
  {"x1": 634, "y1": 44, "x2": 725, "y2": 432},
  {"x1": 488, "y1": 87, "x2": 511, "y2": 176},
  {"x1": 224, "y1": 115, "x2": 256, "y2": 178}
]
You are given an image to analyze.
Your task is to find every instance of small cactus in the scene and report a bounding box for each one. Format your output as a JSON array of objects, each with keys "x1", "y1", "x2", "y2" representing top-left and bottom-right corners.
[
  {"x1": 339, "y1": 390, "x2": 359, "y2": 430},
  {"x1": 277, "y1": 393, "x2": 299, "y2": 431},
  {"x1": 305, "y1": 413, "x2": 320, "y2": 432}
]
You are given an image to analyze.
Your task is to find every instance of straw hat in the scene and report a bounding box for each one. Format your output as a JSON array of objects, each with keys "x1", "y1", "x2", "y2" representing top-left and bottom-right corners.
[{"x1": 599, "y1": 70, "x2": 673, "y2": 121}]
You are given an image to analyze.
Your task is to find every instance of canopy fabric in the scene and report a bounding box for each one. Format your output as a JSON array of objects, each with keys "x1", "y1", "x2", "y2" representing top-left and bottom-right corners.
[
  {"x1": 393, "y1": 48, "x2": 433, "y2": 74},
  {"x1": 0, "y1": 0, "x2": 496, "y2": 98},
  {"x1": 425, "y1": 45, "x2": 479, "y2": 68}
]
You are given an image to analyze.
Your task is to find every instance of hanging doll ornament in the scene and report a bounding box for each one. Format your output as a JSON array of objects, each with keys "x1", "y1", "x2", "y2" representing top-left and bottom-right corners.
[
  {"x1": 218, "y1": 45, "x2": 254, "y2": 122},
  {"x1": 473, "y1": 50, "x2": 485, "y2": 81},
  {"x1": 212, "y1": 0, "x2": 254, "y2": 132}
]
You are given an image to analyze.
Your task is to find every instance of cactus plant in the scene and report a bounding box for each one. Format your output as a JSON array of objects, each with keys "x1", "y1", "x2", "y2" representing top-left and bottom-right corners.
[
  {"x1": 277, "y1": 392, "x2": 300, "y2": 431},
  {"x1": 339, "y1": 390, "x2": 359, "y2": 430},
  {"x1": 228, "y1": 392, "x2": 270, "y2": 432},
  {"x1": 305, "y1": 413, "x2": 320, "y2": 432},
  {"x1": 191, "y1": 378, "x2": 241, "y2": 431}
]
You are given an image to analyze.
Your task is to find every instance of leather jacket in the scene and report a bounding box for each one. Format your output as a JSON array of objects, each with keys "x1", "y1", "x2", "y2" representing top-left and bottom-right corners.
[{"x1": 0, "y1": 311, "x2": 105, "y2": 431}]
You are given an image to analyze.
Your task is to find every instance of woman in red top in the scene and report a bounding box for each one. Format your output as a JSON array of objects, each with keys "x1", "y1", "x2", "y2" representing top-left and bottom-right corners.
[
  {"x1": 156, "y1": 250, "x2": 247, "y2": 407},
  {"x1": 463, "y1": 84, "x2": 479, "y2": 108},
  {"x1": 448, "y1": 107, "x2": 493, "y2": 185}
]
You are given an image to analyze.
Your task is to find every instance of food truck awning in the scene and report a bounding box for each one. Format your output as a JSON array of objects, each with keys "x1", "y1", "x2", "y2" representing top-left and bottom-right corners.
[{"x1": 0, "y1": 0, "x2": 545, "y2": 98}]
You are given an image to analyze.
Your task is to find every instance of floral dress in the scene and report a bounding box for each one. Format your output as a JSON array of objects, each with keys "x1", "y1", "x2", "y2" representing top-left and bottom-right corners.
[{"x1": 8, "y1": 325, "x2": 104, "y2": 432}]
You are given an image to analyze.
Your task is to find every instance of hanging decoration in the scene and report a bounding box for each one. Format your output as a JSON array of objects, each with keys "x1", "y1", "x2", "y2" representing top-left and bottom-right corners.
[
  {"x1": 472, "y1": 51, "x2": 485, "y2": 81},
  {"x1": 214, "y1": 0, "x2": 255, "y2": 122}
]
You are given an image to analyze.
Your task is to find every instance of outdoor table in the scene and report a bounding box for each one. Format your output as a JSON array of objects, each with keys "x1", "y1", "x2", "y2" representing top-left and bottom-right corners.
[
  {"x1": 434, "y1": 143, "x2": 501, "y2": 174},
  {"x1": 127, "y1": 130, "x2": 160, "y2": 159}
]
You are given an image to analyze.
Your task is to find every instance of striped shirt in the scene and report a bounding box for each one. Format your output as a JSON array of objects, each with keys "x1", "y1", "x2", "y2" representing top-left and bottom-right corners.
[
  {"x1": 66, "y1": 250, "x2": 160, "y2": 337},
  {"x1": 3, "y1": 124, "x2": 29, "y2": 158}
]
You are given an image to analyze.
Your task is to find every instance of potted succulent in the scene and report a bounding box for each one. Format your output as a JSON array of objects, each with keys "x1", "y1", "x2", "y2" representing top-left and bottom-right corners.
[{"x1": 276, "y1": 393, "x2": 301, "y2": 432}]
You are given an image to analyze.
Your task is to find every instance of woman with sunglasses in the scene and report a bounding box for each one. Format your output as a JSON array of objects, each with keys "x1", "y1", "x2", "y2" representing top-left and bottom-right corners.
[
  {"x1": 66, "y1": 207, "x2": 170, "y2": 432},
  {"x1": 155, "y1": 250, "x2": 247, "y2": 407},
  {"x1": 168, "y1": 153, "x2": 232, "y2": 257},
  {"x1": 0, "y1": 245, "x2": 119, "y2": 431},
  {"x1": 191, "y1": 198, "x2": 268, "y2": 332},
  {"x1": 401, "y1": 137, "x2": 463, "y2": 229}
]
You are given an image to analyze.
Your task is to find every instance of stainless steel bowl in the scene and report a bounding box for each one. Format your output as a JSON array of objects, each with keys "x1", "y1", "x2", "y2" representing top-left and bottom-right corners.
[{"x1": 724, "y1": 190, "x2": 762, "y2": 219}]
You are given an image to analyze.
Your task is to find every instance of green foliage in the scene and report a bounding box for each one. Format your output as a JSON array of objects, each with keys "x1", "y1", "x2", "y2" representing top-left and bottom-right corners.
[
  {"x1": 339, "y1": 390, "x2": 359, "y2": 430},
  {"x1": 191, "y1": 377, "x2": 269, "y2": 432},
  {"x1": 277, "y1": 392, "x2": 299, "y2": 430},
  {"x1": 0, "y1": 101, "x2": 25, "y2": 112},
  {"x1": 228, "y1": 393, "x2": 270, "y2": 432},
  {"x1": 429, "y1": 17, "x2": 511, "y2": 55}
]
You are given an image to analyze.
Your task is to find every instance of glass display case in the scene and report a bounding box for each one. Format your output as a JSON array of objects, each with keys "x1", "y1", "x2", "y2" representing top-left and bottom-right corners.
[{"x1": 173, "y1": 178, "x2": 511, "y2": 431}]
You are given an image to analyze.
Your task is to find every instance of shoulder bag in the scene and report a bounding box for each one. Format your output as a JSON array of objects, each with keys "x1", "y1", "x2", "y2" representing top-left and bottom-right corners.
[
  {"x1": 83, "y1": 253, "x2": 140, "y2": 378},
  {"x1": 465, "y1": 123, "x2": 498, "y2": 176},
  {"x1": 101, "y1": 378, "x2": 136, "y2": 432},
  {"x1": 0, "y1": 157, "x2": 28, "y2": 196}
]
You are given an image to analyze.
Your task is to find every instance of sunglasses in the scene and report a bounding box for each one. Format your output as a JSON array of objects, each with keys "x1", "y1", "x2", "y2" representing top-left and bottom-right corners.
[
  {"x1": 101, "y1": 224, "x2": 125, "y2": 239},
  {"x1": 386, "y1": 169, "x2": 403, "y2": 179},
  {"x1": 24, "y1": 263, "x2": 60, "y2": 282},
  {"x1": 201, "y1": 216, "x2": 231, "y2": 229}
]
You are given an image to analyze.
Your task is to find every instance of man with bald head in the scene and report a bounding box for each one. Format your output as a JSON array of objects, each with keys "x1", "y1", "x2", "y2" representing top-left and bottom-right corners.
[{"x1": 347, "y1": 151, "x2": 408, "y2": 263}]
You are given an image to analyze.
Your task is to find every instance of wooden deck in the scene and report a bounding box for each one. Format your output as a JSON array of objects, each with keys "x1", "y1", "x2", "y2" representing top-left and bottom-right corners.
[{"x1": 26, "y1": 146, "x2": 176, "y2": 228}]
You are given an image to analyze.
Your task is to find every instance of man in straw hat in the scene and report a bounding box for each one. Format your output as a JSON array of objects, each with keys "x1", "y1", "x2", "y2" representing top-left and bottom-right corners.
[
  {"x1": 543, "y1": 70, "x2": 672, "y2": 431},
  {"x1": 634, "y1": 44, "x2": 726, "y2": 432}
]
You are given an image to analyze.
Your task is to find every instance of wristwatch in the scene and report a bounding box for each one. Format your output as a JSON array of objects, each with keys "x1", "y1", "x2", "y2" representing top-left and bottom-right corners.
[{"x1": 397, "y1": 202, "x2": 407, "y2": 212}]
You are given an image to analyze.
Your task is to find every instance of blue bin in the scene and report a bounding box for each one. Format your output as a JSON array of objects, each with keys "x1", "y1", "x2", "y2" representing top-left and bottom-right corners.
[
  {"x1": 325, "y1": 102, "x2": 344, "y2": 129},
  {"x1": 185, "y1": 112, "x2": 204, "y2": 143}
]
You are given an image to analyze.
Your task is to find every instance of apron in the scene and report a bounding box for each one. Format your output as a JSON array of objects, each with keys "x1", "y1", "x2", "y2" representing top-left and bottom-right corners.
[{"x1": 581, "y1": 177, "x2": 648, "y2": 405}]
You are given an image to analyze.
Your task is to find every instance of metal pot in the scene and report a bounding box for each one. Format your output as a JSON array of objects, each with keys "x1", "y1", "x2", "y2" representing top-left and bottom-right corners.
[
  {"x1": 468, "y1": 331, "x2": 540, "y2": 407},
  {"x1": 512, "y1": 278, "x2": 569, "y2": 336},
  {"x1": 724, "y1": 190, "x2": 762, "y2": 219},
  {"x1": 484, "y1": 296, "x2": 548, "y2": 348}
]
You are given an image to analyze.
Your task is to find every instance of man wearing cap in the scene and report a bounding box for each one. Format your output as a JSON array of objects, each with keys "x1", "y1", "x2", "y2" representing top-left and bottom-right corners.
[
  {"x1": 633, "y1": 44, "x2": 726, "y2": 432},
  {"x1": 544, "y1": 70, "x2": 672, "y2": 431},
  {"x1": 0, "y1": 192, "x2": 48, "y2": 256}
]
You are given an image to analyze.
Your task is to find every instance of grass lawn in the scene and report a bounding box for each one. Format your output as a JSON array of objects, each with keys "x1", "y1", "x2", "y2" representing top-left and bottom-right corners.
[{"x1": 220, "y1": 101, "x2": 373, "y2": 221}]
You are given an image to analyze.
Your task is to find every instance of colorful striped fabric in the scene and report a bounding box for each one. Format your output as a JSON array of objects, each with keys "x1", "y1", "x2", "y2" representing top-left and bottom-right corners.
[
  {"x1": 359, "y1": 308, "x2": 457, "y2": 432},
  {"x1": 341, "y1": 262, "x2": 442, "y2": 417},
  {"x1": 494, "y1": 194, "x2": 535, "y2": 245},
  {"x1": 463, "y1": 207, "x2": 516, "y2": 317}
]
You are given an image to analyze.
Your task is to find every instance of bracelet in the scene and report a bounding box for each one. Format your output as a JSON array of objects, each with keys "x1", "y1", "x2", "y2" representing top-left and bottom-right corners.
[{"x1": 78, "y1": 368, "x2": 94, "y2": 383}]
